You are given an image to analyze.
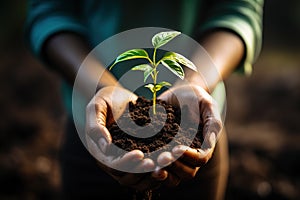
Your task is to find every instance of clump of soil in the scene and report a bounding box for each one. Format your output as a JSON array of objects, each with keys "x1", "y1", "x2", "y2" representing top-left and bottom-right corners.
[
  {"x1": 107, "y1": 96, "x2": 204, "y2": 158},
  {"x1": 107, "y1": 96, "x2": 205, "y2": 199}
]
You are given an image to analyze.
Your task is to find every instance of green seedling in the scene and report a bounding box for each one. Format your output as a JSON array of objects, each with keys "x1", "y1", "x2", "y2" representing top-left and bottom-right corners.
[{"x1": 109, "y1": 31, "x2": 197, "y2": 114}]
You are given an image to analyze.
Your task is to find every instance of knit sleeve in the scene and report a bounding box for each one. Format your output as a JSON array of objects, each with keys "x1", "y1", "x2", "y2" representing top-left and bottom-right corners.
[
  {"x1": 198, "y1": 0, "x2": 264, "y2": 75},
  {"x1": 24, "y1": 0, "x2": 87, "y2": 58}
]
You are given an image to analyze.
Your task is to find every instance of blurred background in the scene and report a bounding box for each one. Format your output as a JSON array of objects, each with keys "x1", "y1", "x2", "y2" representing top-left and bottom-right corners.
[{"x1": 0, "y1": 0, "x2": 299, "y2": 199}]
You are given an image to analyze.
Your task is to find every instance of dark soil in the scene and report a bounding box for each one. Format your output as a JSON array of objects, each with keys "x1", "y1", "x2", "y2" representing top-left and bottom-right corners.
[
  {"x1": 107, "y1": 96, "x2": 204, "y2": 200},
  {"x1": 107, "y1": 97, "x2": 203, "y2": 158}
]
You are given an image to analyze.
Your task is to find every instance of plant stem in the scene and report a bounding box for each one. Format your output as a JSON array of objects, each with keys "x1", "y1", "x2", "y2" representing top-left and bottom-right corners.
[
  {"x1": 152, "y1": 68, "x2": 157, "y2": 115},
  {"x1": 152, "y1": 48, "x2": 158, "y2": 115},
  {"x1": 152, "y1": 47, "x2": 157, "y2": 65},
  {"x1": 153, "y1": 87, "x2": 157, "y2": 115}
]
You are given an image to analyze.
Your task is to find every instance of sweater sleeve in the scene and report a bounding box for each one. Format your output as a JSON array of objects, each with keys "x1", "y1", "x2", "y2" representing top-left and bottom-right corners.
[
  {"x1": 24, "y1": 0, "x2": 87, "y2": 58},
  {"x1": 198, "y1": 0, "x2": 264, "y2": 75}
]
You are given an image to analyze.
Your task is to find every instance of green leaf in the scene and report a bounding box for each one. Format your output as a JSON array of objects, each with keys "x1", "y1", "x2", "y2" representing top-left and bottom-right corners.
[
  {"x1": 152, "y1": 31, "x2": 181, "y2": 49},
  {"x1": 155, "y1": 81, "x2": 172, "y2": 91},
  {"x1": 131, "y1": 64, "x2": 154, "y2": 82},
  {"x1": 162, "y1": 52, "x2": 197, "y2": 71},
  {"x1": 157, "y1": 81, "x2": 172, "y2": 87},
  {"x1": 131, "y1": 64, "x2": 152, "y2": 71},
  {"x1": 109, "y1": 49, "x2": 150, "y2": 70},
  {"x1": 145, "y1": 84, "x2": 155, "y2": 93},
  {"x1": 144, "y1": 82, "x2": 171, "y2": 93},
  {"x1": 161, "y1": 59, "x2": 184, "y2": 79}
]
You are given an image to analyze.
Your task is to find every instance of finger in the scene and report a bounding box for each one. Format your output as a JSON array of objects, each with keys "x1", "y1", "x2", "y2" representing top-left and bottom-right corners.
[
  {"x1": 167, "y1": 160, "x2": 199, "y2": 180},
  {"x1": 97, "y1": 160, "x2": 126, "y2": 177},
  {"x1": 201, "y1": 131, "x2": 217, "y2": 151},
  {"x1": 112, "y1": 157, "x2": 155, "y2": 181},
  {"x1": 157, "y1": 152, "x2": 175, "y2": 167},
  {"x1": 115, "y1": 173, "x2": 145, "y2": 186},
  {"x1": 101, "y1": 150, "x2": 146, "y2": 179},
  {"x1": 125, "y1": 169, "x2": 168, "y2": 191},
  {"x1": 89, "y1": 125, "x2": 112, "y2": 146},
  {"x1": 200, "y1": 98, "x2": 223, "y2": 141},
  {"x1": 86, "y1": 134, "x2": 103, "y2": 161},
  {"x1": 101, "y1": 154, "x2": 144, "y2": 178},
  {"x1": 163, "y1": 172, "x2": 181, "y2": 188},
  {"x1": 85, "y1": 134, "x2": 114, "y2": 167},
  {"x1": 102, "y1": 87, "x2": 138, "y2": 126},
  {"x1": 85, "y1": 123, "x2": 112, "y2": 154},
  {"x1": 135, "y1": 158, "x2": 156, "y2": 172},
  {"x1": 128, "y1": 168, "x2": 172, "y2": 190},
  {"x1": 110, "y1": 150, "x2": 144, "y2": 172},
  {"x1": 86, "y1": 96, "x2": 107, "y2": 127},
  {"x1": 151, "y1": 167, "x2": 168, "y2": 181},
  {"x1": 172, "y1": 145, "x2": 213, "y2": 167},
  {"x1": 86, "y1": 98, "x2": 112, "y2": 146},
  {"x1": 117, "y1": 161, "x2": 162, "y2": 191},
  {"x1": 118, "y1": 160, "x2": 156, "y2": 188},
  {"x1": 157, "y1": 90, "x2": 180, "y2": 107}
]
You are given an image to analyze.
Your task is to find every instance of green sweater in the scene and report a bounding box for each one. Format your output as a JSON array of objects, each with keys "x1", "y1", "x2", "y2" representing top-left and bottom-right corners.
[{"x1": 25, "y1": 0, "x2": 264, "y2": 122}]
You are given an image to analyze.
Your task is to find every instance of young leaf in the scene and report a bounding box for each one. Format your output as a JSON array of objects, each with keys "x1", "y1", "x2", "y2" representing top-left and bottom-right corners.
[
  {"x1": 162, "y1": 52, "x2": 197, "y2": 72},
  {"x1": 109, "y1": 49, "x2": 150, "y2": 70},
  {"x1": 161, "y1": 59, "x2": 184, "y2": 79},
  {"x1": 144, "y1": 83, "x2": 155, "y2": 93},
  {"x1": 155, "y1": 81, "x2": 172, "y2": 92},
  {"x1": 131, "y1": 64, "x2": 154, "y2": 82},
  {"x1": 157, "y1": 81, "x2": 172, "y2": 87},
  {"x1": 152, "y1": 31, "x2": 181, "y2": 49}
]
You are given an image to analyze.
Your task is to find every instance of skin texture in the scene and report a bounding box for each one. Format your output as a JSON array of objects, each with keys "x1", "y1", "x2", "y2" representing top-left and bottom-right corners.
[{"x1": 43, "y1": 28, "x2": 244, "y2": 191}]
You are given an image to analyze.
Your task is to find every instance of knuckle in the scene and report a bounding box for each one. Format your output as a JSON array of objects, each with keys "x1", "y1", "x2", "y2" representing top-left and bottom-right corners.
[
  {"x1": 204, "y1": 118, "x2": 222, "y2": 133},
  {"x1": 202, "y1": 156, "x2": 209, "y2": 164},
  {"x1": 202, "y1": 152, "x2": 213, "y2": 164},
  {"x1": 183, "y1": 171, "x2": 196, "y2": 180}
]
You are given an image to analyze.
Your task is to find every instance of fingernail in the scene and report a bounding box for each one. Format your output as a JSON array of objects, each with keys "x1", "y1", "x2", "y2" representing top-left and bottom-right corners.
[
  {"x1": 172, "y1": 145, "x2": 188, "y2": 156},
  {"x1": 208, "y1": 132, "x2": 216, "y2": 148},
  {"x1": 133, "y1": 156, "x2": 143, "y2": 162},
  {"x1": 157, "y1": 152, "x2": 173, "y2": 167},
  {"x1": 203, "y1": 132, "x2": 216, "y2": 150},
  {"x1": 98, "y1": 138, "x2": 107, "y2": 153},
  {"x1": 143, "y1": 159, "x2": 155, "y2": 172},
  {"x1": 131, "y1": 150, "x2": 144, "y2": 162},
  {"x1": 152, "y1": 167, "x2": 167, "y2": 180}
]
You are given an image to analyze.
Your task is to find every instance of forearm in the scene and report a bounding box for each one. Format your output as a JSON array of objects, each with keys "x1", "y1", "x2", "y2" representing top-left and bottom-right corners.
[
  {"x1": 43, "y1": 32, "x2": 120, "y2": 92},
  {"x1": 183, "y1": 30, "x2": 244, "y2": 93}
]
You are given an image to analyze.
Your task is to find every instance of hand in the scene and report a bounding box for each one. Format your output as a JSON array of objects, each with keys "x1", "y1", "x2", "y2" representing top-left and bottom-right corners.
[
  {"x1": 85, "y1": 86, "x2": 168, "y2": 191},
  {"x1": 156, "y1": 84, "x2": 223, "y2": 187}
]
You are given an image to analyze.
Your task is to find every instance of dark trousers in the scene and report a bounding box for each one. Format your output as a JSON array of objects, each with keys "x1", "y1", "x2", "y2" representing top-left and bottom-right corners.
[{"x1": 60, "y1": 119, "x2": 229, "y2": 200}]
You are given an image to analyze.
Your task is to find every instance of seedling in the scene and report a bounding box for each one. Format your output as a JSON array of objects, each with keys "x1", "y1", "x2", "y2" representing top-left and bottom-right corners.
[{"x1": 109, "y1": 31, "x2": 197, "y2": 114}]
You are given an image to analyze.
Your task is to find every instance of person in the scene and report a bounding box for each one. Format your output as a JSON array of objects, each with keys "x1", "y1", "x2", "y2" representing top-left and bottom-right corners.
[{"x1": 25, "y1": 0, "x2": 264, "y2": 199}]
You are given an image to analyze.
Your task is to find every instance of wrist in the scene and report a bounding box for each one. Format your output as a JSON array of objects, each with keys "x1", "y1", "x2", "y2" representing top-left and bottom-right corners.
[
  {"x1": 174, "y1": 69, "x2": 217, "y2": 94},
  {"x1": 95, "y1": 82, "x2": 122, "y2": 93},
  {"x1": 184, "y1": 70, "x2": 210, "y2": 92}
]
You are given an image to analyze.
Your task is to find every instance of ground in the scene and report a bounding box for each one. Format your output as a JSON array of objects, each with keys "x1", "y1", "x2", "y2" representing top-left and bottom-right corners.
[{"x1": 225, "y1": 49, "x2": 300, "y2": 199}]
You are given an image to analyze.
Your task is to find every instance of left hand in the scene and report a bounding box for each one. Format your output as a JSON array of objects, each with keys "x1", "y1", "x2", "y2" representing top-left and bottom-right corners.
[
  {"x1": 85, "y1": 86, "x2": 168, "y2": 191},
  {"x1": 156, "y1": 84, "x2": 223, "y2": 187}
]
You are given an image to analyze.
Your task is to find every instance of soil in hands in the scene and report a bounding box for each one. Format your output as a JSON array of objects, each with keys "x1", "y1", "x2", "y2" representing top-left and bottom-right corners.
[{"x1": 107, "y1": 96, "x2": 204, "y2": 158}]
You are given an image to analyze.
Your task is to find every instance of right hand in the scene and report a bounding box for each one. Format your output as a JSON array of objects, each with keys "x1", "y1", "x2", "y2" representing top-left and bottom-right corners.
[
  {"x1": 85, "y1": 86, "x2": 168, "y2": 191},
  {"x1": 156, "y1": 84, "x2": 223, "y2": 187}
]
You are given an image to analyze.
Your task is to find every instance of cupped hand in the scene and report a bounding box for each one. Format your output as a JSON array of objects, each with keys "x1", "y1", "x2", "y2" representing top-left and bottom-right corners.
[
  {"x1": 85, "y1": 86, "x2": 168, "y2": 191},
  {"x1": 156, "y1": 84, "x2": 223, "y2": 187}
]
